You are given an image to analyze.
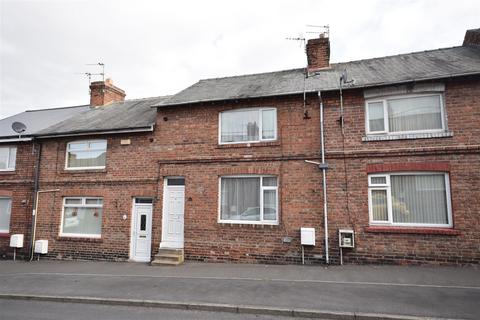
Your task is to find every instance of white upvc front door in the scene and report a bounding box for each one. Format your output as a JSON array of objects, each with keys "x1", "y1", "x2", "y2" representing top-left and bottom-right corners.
[
  {"x1": 160, "y1": 178, "x2": 185, "y2": 249},
  {"x1": 130, "y1": 199, "x2": 153, "y2": 262}
]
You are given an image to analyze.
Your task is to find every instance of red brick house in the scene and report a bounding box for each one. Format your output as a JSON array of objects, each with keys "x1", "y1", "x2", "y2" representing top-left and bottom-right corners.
[
  {"x1": 1, "y1": 28, "x2": 479, "y2": 265},
  {"x1": 0, "y1": 105, "x2": 88, "y2": 258}
]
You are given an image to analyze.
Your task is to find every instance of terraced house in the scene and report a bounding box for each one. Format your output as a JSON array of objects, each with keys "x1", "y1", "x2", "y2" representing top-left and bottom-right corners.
[{"x1": 0, "y1": 28, "x2": 479, "y2": 265}]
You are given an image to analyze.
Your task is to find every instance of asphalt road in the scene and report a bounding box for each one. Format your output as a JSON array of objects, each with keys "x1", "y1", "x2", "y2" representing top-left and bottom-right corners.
[
  {"x1": 0, "y1": 299, "x2": 321, "y2": 320},
  {"x1": 1, "y1": 261, "x2": 479, "y2": 319}
]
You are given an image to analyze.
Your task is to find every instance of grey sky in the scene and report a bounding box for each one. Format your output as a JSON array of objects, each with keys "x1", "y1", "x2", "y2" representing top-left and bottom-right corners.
[{"x1": 0, "y1": 0, "x2": 479, "y2": 118}]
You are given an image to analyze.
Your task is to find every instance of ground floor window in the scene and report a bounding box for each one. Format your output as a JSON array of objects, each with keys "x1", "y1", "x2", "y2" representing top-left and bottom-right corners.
[
  {"x1": 368, "y1": 172, "x2": 452, "y2": 227},
  {"x1": 219, "y1": 176, "x2": 278, "y2": 224},
  {"x1": 61, "y1": 197, "x2": 103, "y2": 237},
  {"x1": 0, "y1": 197, "x2": 12, "y2": 233}
]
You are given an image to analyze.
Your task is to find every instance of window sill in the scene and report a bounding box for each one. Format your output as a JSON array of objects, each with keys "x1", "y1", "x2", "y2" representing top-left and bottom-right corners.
[
  {"x1": 57, "y1": 236, "x2": 103, "y2": 242},
  {"x1": 218, "y1": 222, "x2": 280, "y2": 228},
  {"x1": 365, "y1": 226, "x2": 460, "y2": 235},
  {"x1": 216, "y1": 141, "x2": 280, "y2": 149},
  {"x1": 61, "y1": 169, "x2": 107, "y2": 174},
  {"x1": 0, "y1": 170, "x2": 15, "y2": 175},
  {"x1": 0, "y1": 233, "x2": 10, "y2": 238},
  {"x1": 362, "y1": 131, "x2": 453, "y2": 142}
]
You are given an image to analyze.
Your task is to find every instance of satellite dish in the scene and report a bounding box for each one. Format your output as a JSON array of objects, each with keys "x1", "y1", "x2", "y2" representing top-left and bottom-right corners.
[
  {"x1": 12, "y1": 121, "x2": 27, "y2": 134},
  {"x1": 340, "y1": 69, "x2": 348, "y2": 83}
]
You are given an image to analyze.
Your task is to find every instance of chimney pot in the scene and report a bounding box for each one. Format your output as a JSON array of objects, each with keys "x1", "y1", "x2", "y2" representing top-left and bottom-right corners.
[{"x1": 89, "y1": 78, "x2": 126, "y2": 107}]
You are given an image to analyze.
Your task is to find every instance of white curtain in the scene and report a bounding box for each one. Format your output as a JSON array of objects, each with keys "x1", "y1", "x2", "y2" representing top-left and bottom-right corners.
[
  {"x1": 388, "y1": 95, "x2": 442, "y2": 132},
  {"x1": 221, "y1": 178, "x2": 260, "y2": 221},
  {"x1": 391, "y1": 175, "x2": 448, "y2": 224},
  {"x1": 0, "y1": 198, "x2": 11, "y2": 231},
  {"x1": 63, "y1": 206, "x2": 103, "y2": 235},
  {"x1": 221, "y1": 110, "x2": 259, "y2": 142}
]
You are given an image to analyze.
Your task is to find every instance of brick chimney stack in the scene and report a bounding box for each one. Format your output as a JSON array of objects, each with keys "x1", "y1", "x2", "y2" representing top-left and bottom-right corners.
[
  {"x1": 463, "y1": 28, "x2": 480, "y2": 46},
  {"x1": 89, "y1": 78, "x2": 126, "y2": 107},
  {"x1": 306, "y1": 34, "x2": 330, "y2": 72}
]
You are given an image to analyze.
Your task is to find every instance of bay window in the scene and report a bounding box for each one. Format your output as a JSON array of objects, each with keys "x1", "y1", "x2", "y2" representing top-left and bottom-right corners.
[
  {"x1": 0, "y1": 146, "x2": 17, "y2": 171},
  {"x1": 219, "y1": 108, "x2": 277, "y2": 144},
  {"x1": 61, "y1": 197, "x2": 103, "y2": 237},
  {"x1": 366, "y1": 94, "x2": 445, "y2": 134},
  {"x1": 219, "y1": 176, "x2": 278, "y2": 224},
  {"x1": 66, "y1": 140, "x2": 107, "y2": 170},
  {"x1": 0, "y1": 197, "x2": 12, "y2": 233},
  {"x1": 368, "y1": 173, "x2": 452, "y2": 227}
]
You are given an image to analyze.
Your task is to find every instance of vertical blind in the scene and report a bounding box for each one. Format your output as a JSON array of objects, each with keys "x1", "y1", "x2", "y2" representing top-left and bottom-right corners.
[
  {"x1": 391, "y1": 175, "x2": 448, "y2": 224},
  {"x1": 369, "y1": 174, "x2": 449, "y2": 225},
  {"x1": 388, "y1": 95, "x2": 443, "y2": 132},
  {"x1": 368, "y1": 102, "x2": 385, "y2": 132},
  {"x1": 367, "y1": 94, "x2": 444, "y2": 134},
  {"x1": 371, "y1": 190, "x2": 388, "y2": 221}
]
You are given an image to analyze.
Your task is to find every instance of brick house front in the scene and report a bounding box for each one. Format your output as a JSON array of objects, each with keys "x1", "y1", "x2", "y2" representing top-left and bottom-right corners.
[{"x1": 0, "y1": 28, "x2": 479, "y2": 265}]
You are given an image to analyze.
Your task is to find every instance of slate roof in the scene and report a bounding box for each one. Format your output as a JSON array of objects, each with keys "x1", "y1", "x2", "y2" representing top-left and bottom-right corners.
[
  {"x1": 36, "y1": 96, "x2": 170, "y2": 137},
  {"x1": 154, "y1": 45, "x2": 480, "y2": 107},
  {"x1": 0, "y1": 105, "x2": 89, "y2": 139}
]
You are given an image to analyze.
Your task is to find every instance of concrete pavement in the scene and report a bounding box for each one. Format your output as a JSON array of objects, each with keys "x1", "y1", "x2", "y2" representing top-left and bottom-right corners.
[
  {"x1": 1, "y1": 299, "x2": 319, "y2": 320},
  {"x1": 0, "y1": 299, "x2": 326, "y2": 320},
  {"x1": 0, "y1": 260, "x2": 479, "y2": 319}
]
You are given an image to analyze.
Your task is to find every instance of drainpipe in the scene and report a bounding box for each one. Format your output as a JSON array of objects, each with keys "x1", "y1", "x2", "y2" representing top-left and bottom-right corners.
[
  {"x1": 319, "y1": 91, "x2": 329, "y2": 264},
  {"x1": 28, "y1": 141, "x2": 59, "y2": 261},
  {"x1": 28, "y1": 141, "x2": 41, "y2": 261}
]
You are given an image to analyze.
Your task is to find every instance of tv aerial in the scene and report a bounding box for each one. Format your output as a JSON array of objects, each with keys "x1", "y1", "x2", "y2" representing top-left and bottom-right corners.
[
  {"x1": 12, "y1": 121, "x2": 27, "y2": 138},
  {"x1": 75, "y1": 62, "x2": 105, "y2": 94},
  {"x1": 306, "y1": 24, "x2": 330, "y2": 38}
]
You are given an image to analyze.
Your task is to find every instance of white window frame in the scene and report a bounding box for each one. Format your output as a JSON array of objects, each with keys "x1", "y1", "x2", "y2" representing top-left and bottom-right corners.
[
  {"x1": 365, "y1": 93, "x2": 446, "y2": 135},
  {"x1": 368, "y1": 172, "x2": 452, "y2": 228},
  {"x1": 59, "y1": 197, "x2": 103, "y2": 238},
  {"x1": 0, "y1": 146, "x2": 17, "y2": 171},
  {"x1": 218, "y1": 175, "x2": 279, "y2": 225},
  {"x1": 65, "y1": 140, "x2": 107, "y2": 170},
  {"x1": 218, "y1": 108, "x2": 277, "y2": 145},
  {"x1": 0, "y1": 197, "x2": 12, "y2": 233}
]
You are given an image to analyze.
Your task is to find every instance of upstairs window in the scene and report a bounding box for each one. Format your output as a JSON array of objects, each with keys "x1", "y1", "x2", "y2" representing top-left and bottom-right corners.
[
  {"x1": 219, "y1": 108, "x2": 277, "y2": 144},
  {"x1": 368, "y1": 173, "x2": 452, "y2": 227},
  {"x1": 0, "y1": 147, "x2": 17, "y2": 171},
  {"x1": 0, "y1": 197, "x2": 12, "y2": 233},
  {"x1": 66, "y1": 140, "x2": 107, "y2": 170},
  {"x1": 219, "y1": 176, "x2": 278, "y2": 224},
  {"x1": 366, "y1": 94, "x2": 445, "y2": 134},
  {"x1": 61, "y1": 197, "x2": 103, "y2": 237}
]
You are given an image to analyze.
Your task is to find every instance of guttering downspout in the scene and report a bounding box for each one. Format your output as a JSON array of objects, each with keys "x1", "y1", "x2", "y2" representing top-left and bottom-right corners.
[
  {"x1": 318, "y1": 91, "x2": 329, "y2": 264},
  {"x1": 28, "y1": 140, "x2": 41, "y2": 261}
]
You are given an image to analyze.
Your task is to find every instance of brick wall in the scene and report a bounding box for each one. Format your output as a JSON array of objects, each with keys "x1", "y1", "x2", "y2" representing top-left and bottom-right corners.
[
  {"x1": 0, "y1": 142, "x2": 37, "y2": 258},
  {"x1": 30, "y1": 75, "x2": 480, "y2": 265}
]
